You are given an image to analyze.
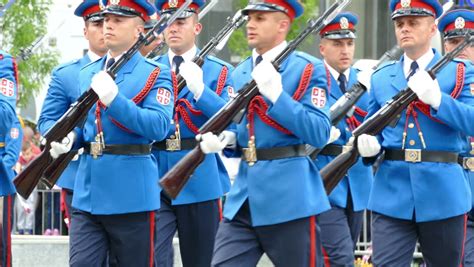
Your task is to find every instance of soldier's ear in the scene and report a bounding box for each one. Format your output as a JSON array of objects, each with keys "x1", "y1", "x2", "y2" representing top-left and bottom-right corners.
[{"x1": 194, "y1": 22, "x2": 202, "y2": 35}]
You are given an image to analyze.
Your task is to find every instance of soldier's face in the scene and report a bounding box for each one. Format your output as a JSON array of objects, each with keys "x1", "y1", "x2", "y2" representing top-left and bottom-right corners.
[
  {"x1": 445, "y1": 37, "x2": 474, "y2": 63},
  {"x1": 394, "y1": 16, "x2": 436, "y2": 54},
  {"x1": 103, "y1": 14, "x2": 144, "y2": 54},
  {"x1": 246, "y1": 11, "x2": 289, "y2": 54},
  {"x1": 84, "y1": 20, "x2": 107, "y2": 56},
  {"x1": 319, "y1": 38, "x2": 355, "y2": 73},
  {"x1": 164, "y1": 15, "x2": 201, "y2": 55}
]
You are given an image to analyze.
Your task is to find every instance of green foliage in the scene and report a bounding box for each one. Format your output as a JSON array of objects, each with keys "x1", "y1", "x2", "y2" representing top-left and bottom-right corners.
[
  {"x1": 228, "y1": 0, "x2": 319, "y2": 60},
  {"x1": 1, "y1": 0, "x2": 59, "y2": 107}
]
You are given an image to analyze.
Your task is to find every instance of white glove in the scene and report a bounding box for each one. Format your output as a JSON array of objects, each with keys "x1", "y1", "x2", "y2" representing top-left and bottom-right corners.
[
  {"x1": 91, "y1": 70, "x2": 119, "y2": 106},
  {"x1": 49, "y1": 132, "x2": 76, "y2": 159},
  {"x1": 197, "y1": 131, "x2": 236, "y2": 154},
  {"x1": 179, "y1": 61, "x2": 204, "y2": 100},
  {"x1": 407, "y1": 70, "x2": 442, "y2": 110},
  {"x1": 357, "y1": 134, "x2": 381, "y2": 157},
  {"x1": 357, "y1": 69, "x2": 374, "y2": 91},
  {"x1": 327, "y1": 126, "x2": 341, "y2": 144},
  {"x1": 251, "y1": 60, "x2": 283, "y2": 103}
]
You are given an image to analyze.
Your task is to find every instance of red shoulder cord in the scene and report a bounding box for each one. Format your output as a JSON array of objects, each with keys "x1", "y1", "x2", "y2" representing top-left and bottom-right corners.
[
  {"x1": 346, "y1": 107, "x2": 368, "y2": 131},
  {"x1": 247, "y1": 63, "x2": 314, "y2": 139},
  {"x1": 174, "y1": 66, "x2": 228, "y2": 134},
  {"x1": 401, "y1": 63, "x2": 465, "y2": 149},
  {"x1": 95, "y1": 67, "x2": 161, "y2": 137}
]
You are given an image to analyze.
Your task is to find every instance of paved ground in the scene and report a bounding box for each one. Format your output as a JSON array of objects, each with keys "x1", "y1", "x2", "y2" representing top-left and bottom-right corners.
[{"x1": 11, "y1": 235, "x2": 273, "y2": 266}]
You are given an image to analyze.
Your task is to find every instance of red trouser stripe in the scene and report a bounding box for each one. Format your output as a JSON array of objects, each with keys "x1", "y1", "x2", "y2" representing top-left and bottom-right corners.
[
  {"x1": 218, "y1": 199, "x2": 223, "y2": 222},
  {"x1": 322, "y1": 246, "x2": 331, "y2": 267},
  {"x1": 7, "y1": 195, "x2": 12, "y2": 267},
  {"x1": 149, "y1": 211, "x2": 155, "y2": 267},
  {"x1": 310, "y1": 216, "x2": 316, "y2": 267},
  {"x1": 460, "y1": 214, "x2": 468, "y2": 267}
]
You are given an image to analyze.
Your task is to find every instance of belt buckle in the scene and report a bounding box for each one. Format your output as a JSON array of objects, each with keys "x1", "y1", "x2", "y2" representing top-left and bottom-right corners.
[
  {"x1": 404, "y1": 149, "x2": 421, "y2": 163},
  {"x1": 464, "y1": 157, "x2": 474, "y2": 172},
  {"x1": 90, "y1": 142, "x2": 103, "y2": 159},
  {"x1": 166, "y1": 138, "x2": 181, "y2": 151},
  {"x1": 242, "y1": 147, "x2": 257, "y2": 166}
]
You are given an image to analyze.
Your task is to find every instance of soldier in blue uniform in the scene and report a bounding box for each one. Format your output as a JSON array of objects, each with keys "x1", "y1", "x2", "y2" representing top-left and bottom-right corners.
[
  {"x1": 315, "y1": 12, "x2": 373, "y2": 266},
  {"x1": 360, "y1": 0, "x2": 474, "y2": 265},
  {"x1": 198, "y1": 1, "x2": 331, "y2": 266},
  {"x1": 438, "y1": 8, "x2": 474, "y2": 266},
  {"x1": 0, "y1": 50, "x2": 22, "y2": 267},
  {"x1": 37, "y1": 0, "x2": 107, "y2": 229},
  {"x1": 152, "y1": 0, "x2": 233, "y2": 266},
  {"x1": 49, "y1": 1, "x2": 174, "y2": 266}
]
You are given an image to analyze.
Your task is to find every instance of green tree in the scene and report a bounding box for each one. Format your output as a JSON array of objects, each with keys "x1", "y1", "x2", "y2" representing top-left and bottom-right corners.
[
  {"x1": 1, "y1": 0, "x2": 58, "y2": 107},
  {"x1": 228, "y1": 0, "x2": 320, "y2": 60}
]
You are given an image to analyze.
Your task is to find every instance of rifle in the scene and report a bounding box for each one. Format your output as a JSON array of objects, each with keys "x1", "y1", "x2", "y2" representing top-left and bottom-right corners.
[
  {"x1": 320, "y1": 34, "x2": 474, "y2": 195},
  {"x1": 146, "y1": 0, "x2": 220, "y2": 59},
  {"x1": 13, "y1": 0, "x2": 193, "y2": 199},
  {"x1": 40, "y1": 4, "x2": 243, "y2": 190},
  {"x1": 159, "y1": 0, "x2": 352, "y2": 199},
  {"x1": 306, "y1": 45, "x2": 403, "y2": 159}
]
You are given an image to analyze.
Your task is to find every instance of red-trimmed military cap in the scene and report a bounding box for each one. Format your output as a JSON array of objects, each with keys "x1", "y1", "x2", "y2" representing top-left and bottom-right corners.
[
  {"x1": 242, "y1": 0, "x2": 304, "y2": 21},
  {"x1": 438, "y1": 9, "x2": 474, "y2": 40},
  {"x1": 99, "y1": 0, "x2": 156, "y2": 21},
  {"x1": 155, "y1": 0, "x2": 205, "y2": 18},
  {"x1": 74, "y1": 0, "x2": 104, "y2": 21},
  {"x1": 319, "y1": 12, "x2": 358, "y2": 39},
  {"x1": 389, "y1": 0, "x2": 443, "y2": 20}
]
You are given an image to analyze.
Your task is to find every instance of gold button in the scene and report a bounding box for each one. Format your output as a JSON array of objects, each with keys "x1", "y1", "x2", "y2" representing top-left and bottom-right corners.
[
  {"x1": 409, "y1": 140, "x2": 415, "y2": 146},
  {"x1": 408, "y1": 123, "x2": 414, "y2": 129}
]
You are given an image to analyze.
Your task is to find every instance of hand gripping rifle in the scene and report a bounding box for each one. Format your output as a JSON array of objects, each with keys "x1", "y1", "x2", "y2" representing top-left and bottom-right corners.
[
  {"x1": 320, "y1": 34, "x2": 474, "y2": 195},
  {"x1": 306, "y1": 45, "x2": 403, "y2": 159},
  {"x1": 159, "y1": 0, "x2": 352, "y2": 199},
  {"x1": 40, "y1": 7, "x2": 246, "y2": 190},
  {"x1": 145, "y1": 0, "x2": 220, "y2": 59},
  {"x1": 13, "y1": 0, "x2": 193, "y2": 199}
]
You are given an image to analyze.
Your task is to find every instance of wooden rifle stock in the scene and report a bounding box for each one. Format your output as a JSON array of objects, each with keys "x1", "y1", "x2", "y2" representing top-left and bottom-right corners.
[
  {"x1": 306, "y1": 45, "x2": 403, "y2": 159},
  {"x1": 41, "y1": 151, "x2": 77, "y2": 188},
  {"x1": 320, "y1": 34, "x2": 474, "y2": 195},
  {"x1": 159, "y1": 0, "x2": 352, "y2": 199},
  {"x1": 15, "y1": 2, "x2": 193, "y2": 198}
]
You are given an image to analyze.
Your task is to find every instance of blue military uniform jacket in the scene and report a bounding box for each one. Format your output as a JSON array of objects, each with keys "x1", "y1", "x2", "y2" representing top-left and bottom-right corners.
[
  {"x1": 224, "y1": 51, "x2": 331, "y2": 226},
  {"x1": 153, "y1": 52, "x2": 232, "y2": 205},
  {"x1": 314, "y1": 67, "x2": 372, "y2": 211},
  {"x1": 367, "y1": 49, "x2": 474, "y2": 222},
  {"x1": 0, "y1": 50, "x2": 21, "y2": 196},
  {"x1": 38, "y1": 55, "x2": 93, "y2": 190},
  {"x1": 72, "y1": 52, "x2": 173, "y2": 214}
]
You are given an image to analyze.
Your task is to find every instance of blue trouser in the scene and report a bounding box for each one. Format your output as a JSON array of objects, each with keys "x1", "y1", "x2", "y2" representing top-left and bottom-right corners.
[
  {"x1": 154, "y1": 192, "x2": 221, "y2": 267},
  {"x1": 372, "y1": 212, "x2": 466, "y2": 267},
  {"x1": 1, "y1": 195, "x2": 14, "y2": 267},
  {"x1": 463, "y1": 211, "x2": 474, "y2": 266},
  {"x1": 318, "y1": 205, "x2": 363, "y2": 267},
  {"x1": 212, "y1": 200, "x2": 324, "y2": 267},
  {"x1": 70, "y1": 209, "x2": 156, "y2": 267}
]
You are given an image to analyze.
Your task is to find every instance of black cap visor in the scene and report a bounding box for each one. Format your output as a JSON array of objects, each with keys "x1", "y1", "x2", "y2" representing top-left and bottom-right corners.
[
  {"x1": 242, "y1": 3, "x2": 288, "y2": 16},
  {"x1": 161, "y1": 8, "x2": 196, "y2": 19},
  {"x1": 392, "y1": 8, "x2": 434, "y2": 20},
  {"x1": 323, "y1": 30, "x2": 356, "y2": 40}
]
